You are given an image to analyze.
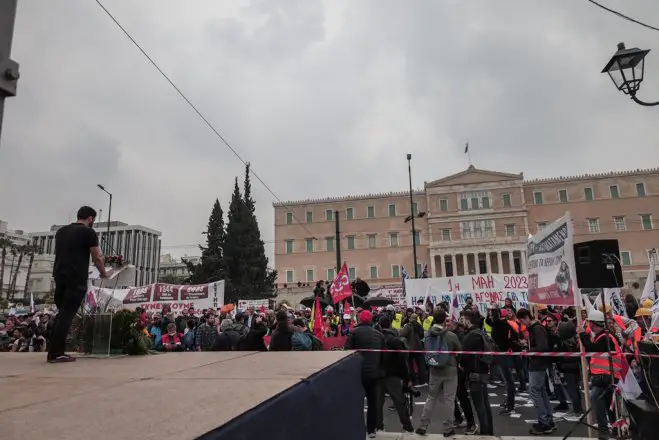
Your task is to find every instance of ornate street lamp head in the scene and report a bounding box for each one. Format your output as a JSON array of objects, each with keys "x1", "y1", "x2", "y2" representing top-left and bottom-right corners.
[{"x1": 601, "y1": 42, "x2": 650, "y2": 96}]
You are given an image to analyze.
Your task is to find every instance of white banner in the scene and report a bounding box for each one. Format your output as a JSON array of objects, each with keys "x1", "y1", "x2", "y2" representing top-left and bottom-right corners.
[
  {"x1": 237, "y1": 299, "x2": 269, "y2": 311},
  {"x1": 527, "y1": 213, "x2": 578, "y2": 306},
  {"x1": 404, "y1": 274, "x2": 530, "y2": 315},
  {"x1": 368, "y1": 283, "x2": 406, "y2": 306}
]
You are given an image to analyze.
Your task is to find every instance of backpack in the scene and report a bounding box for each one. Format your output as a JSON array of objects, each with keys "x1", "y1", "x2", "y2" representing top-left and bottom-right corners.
[
  {"x1": 478, "y1": 330, "x2": 496, "y2": 365},
  {"x1": 424, "y1": 330, "x2": 451, "y2": 368},
  {"x1": 292, "y1": 332, "x2": 313, "y2": 351}
]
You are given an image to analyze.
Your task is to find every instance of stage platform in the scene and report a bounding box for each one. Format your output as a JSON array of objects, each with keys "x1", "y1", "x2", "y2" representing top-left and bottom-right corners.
[{"x1": 0, "y1": 351, "x2": 365, "y2": 440}]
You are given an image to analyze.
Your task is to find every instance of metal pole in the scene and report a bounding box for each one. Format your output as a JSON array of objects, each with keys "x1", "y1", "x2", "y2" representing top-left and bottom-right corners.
[
  {"x1": 334, "y1": 210, "x2": 341, "y2": 273},
  {"x1": 407, "y1": 154, "x2": 418, "y2": 278},
  {"x1": 106, "y1": 193, "x2": 112, "y2": 255},
  {"x1": 0, "y1": 0, "x2": 20, "y2": 144}
]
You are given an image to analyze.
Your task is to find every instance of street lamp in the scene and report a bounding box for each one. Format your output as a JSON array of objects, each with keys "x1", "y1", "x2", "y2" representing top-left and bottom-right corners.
[
  {"x1": 97, "y1": 184, "x2": 112, "y2": 254},
  {"x1": 406, "y1": 154, "x2": 420, "y2": 278},
  {"x1": 602, "y1": 42, "x2": 659, "y2": 106}
]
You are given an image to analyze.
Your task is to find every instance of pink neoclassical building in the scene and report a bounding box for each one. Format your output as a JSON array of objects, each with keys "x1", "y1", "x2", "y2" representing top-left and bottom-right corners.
[{"x1": 273, "y1": 166, "x2": 659, "y2": 292}]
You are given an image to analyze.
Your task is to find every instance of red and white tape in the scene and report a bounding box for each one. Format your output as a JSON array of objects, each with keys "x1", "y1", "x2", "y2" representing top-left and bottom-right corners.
[{"x1": 355, "y1": 349, "x2": 659, "y2": 358}]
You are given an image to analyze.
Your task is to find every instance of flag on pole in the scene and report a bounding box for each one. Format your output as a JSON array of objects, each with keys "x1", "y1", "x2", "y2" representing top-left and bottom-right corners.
[
  {"x1": 29, "y1": 292, "x2": 35, "y2": 313},
  {"x1": 464, "y1": 142, "x2": 469, "y2": 154},
  {"x1": 448, "y1": 295, "x2": 460, "y2": 321},
  {"x1": 640, "y1": 261, "x2": 657, "y2": 302},
  {"x1": 330, "y1": 263, "x2": 352, "y2": 303},
  {"x1": 313, "y1": 295, "x2": 323, "y2": 339},
  {"x1": 617, "y1": 354, "x2": 643, "y2": 400},
  {"x1": 421, "y1": 264, "x2": 429, "y2": 278}
]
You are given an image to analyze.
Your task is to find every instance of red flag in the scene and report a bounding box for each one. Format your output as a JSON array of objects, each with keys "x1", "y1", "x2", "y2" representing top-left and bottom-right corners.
[
  {"x1": 344, "y1": 299, "x2": 351, "y2": 315},
  {"x1": 313, "y1": 296, "x2": 324, "y2": 339},
  {"x1": 330, "y1": 263, "x2": 352, "y2": 303},
  {"x1": 259, "y1": 304, "x2": 266, "y2": 314}
]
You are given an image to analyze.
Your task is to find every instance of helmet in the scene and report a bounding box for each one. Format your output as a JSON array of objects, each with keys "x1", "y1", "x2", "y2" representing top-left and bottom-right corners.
[
  {"x1": 635, "y1": 308, "x2": 652, "y2": 318},
  {"x1": 587, "y1": 310, "x2": 605, "y2": 323},
  {"x1": 325, "y1": 306, "x2": 334, "y2": 313},
  {"x1": 386, "y1": 304, "x2": 395, "y2": 312},
  {"x1": 343, "y1": 313, "x2": 352, "y2": 320},
  {"x1": 598, "y1": 304, "x2": 612, "y2": 313},
  {"x1": 642, "y1": 299, "x2": 654, "y2": 308},
  {"x1": 536, "y1": 304, "x2": 548, "y2": 311}
]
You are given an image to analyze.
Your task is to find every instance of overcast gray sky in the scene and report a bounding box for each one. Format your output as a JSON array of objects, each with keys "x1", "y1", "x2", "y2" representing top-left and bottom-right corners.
[{"x1": 1, "y1": 0, "x2": 658, "y2": 263}]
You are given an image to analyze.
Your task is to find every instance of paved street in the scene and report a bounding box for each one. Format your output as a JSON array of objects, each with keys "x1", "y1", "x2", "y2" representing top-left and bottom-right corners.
[{"x1": 372, "y1": 381, "x2": 590, "y2": 437}]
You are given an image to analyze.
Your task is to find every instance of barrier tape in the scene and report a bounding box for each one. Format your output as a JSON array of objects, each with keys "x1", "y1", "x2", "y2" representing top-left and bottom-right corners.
[{"x1": 355, "y1": 349, "x2": 659, "y2": 358}]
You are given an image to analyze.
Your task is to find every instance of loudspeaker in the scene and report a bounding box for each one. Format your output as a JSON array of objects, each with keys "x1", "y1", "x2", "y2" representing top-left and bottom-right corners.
[{"x1": 572, "y1": 239, "x2": 623, "y2": 289}]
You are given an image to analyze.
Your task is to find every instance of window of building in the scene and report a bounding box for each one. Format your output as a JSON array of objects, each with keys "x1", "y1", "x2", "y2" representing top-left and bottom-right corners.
[
  {"x1": 584, "y1": 187, "x2": 594, "y2": 201},
  {"x1": 613, "y1": 216, "x2": 626, "y2": 231},
  {"x1": 588, "y1": 218, "x2": 600, "y2": 233},
  {"x1": 441, "y1": 229, "x2": 451, "y2": 241},
  {"x1": 389, "y1": 232, "x2": 399, "y2": 247},
  {"x1": 412, "y1": 202, "x2": 418, "y2": 216},
  {"x1": 460, "y1": 220, "x2": 495, "y2": 239},
  {"x1": 413, "y1": 231, "x2": 421, "y2": 245},
  {"x1": 482, "y1": 196, "x2": 490, "y2": 209},
  {"x1": 502, "y1": 193, "x2": 511, "y2": 207},
  {"x1": 306, "y1": 238, "x2": 314, "y2": 252},
  {"x1": 285, "y1": 212, "x2": 293, "y2": 225},
  {"x1": 368, "y1": 234, "x2": 376, "y2": 248},
  {"x1": 367, "y1": 206, "x2": 375, "y2": 218},
  {"x1": 285, "y1": 270, "x2": 294, "y2": 283},
  {"x1": 620, "y1": 251, "x2": 632, "y2": 266},
  {"x1": 388, "y1": 204, "x2": 396, "y2": 217},
  {"x1": 641, "y1": 214, "x2": 653, "y2": 230},
  {"x1": 326, "y1": 237, "x2": 334, "y2": 252},
  {"x1": 470, "y1": 197, "x2": 479, "y2": 209},
  {"x1": 306, "y1": 269, "x2": 314, "y2": 282},
  {"x1": 391, "y1": 265, "x2": 400, "y2": 278},
  {"x1": 460, "y1": 198, "x2": 469, "y2": 211},
  {"x1": 609, "y1": 185, "x2": 620, "y2": 199},
  {"x1": 348, "y1": 266, "x2": 356, "y2": 280},
  {"x1": 558, "y1": 189, "x2": 568, "y2": 203},
  {"x1": 505, "y1": 224, "x2": 516, "y2": 236},
  {"x1": 347, "y1": 235, "x2": 355, "y2": 249},
  {"x1": 369, "y1": 266, "x2": 378, "y2": 279},
  {"x1": 306, "y1": 211, "x2": 313, "y2": 223},
  {"x1": 440, "y1": 199, "x2": 448, "y2": 212},
  {"x1": 327, "y1": 268, "x2": 335, "y2": 280},
  {"x1": 325, "y1": 209, "x2": 333, "y2": 221},
  {"x1": 636, "y1": 183, "x2": 646, "y2": 197},
  {"x1": 346, "y1": 207, "x2": 354, "y2": 220},
  {"x1": 533, "y1": 191, "x2": 543, "y2": 205},
  {"x1": 285, "y1": 240, "x2": 293, "y2": 254},
  {"x1": 537, "y1": 222, "x2": 548, "y2": 231}
]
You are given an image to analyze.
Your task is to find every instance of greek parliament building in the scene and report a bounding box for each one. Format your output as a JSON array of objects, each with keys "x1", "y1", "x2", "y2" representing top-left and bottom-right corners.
[
  {"x1": 29, "y1": 221, "x2": 162, "y2": 286},
  {"x1": 273, "y1": 166, "x2": 659, "y2": 291}
]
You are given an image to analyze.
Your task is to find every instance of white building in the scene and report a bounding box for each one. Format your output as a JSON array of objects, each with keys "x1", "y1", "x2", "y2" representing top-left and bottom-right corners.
[
  {"x1": 159, "y1": 253, "x2": 200, "y2": 281},
  {"x1": 30, "y1": 221, "x2": 162, "y2": 286},
  {"x1": 0, "y1": 220, "x2": 31, "y2": 247}
]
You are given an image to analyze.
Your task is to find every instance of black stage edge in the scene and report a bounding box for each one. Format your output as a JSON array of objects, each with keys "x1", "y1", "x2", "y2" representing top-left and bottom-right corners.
[{"x1": 195, "y1": 352, "x2": 365, "y2": 440}]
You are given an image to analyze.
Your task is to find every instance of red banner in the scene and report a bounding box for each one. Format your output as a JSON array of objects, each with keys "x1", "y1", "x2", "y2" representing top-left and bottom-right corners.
[{"x1": 330, "y1": 263, "x2": 352, "y2": 303}]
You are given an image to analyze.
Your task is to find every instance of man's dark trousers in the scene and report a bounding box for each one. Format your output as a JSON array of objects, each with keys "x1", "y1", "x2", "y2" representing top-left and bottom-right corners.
[{"x1": 48, "y1": 278, "x2": 87, "y2": 358}]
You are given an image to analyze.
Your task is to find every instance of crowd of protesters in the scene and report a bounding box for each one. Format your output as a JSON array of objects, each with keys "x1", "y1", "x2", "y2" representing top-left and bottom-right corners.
[{"x1": 0, "y1": 310, "x2": 53, "y2": 352}]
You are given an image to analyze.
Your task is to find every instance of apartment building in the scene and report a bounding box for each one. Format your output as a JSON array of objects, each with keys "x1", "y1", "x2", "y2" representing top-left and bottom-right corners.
[{"x1": 274, "y1": 166, "x2": 659, "y2": 288}]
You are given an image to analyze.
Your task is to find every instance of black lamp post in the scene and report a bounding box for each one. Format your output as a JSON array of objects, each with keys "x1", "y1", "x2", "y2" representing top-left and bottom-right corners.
[
  {"x1": 406, "y1": 154, "x2": 419, "y2": 278},
  {"x1": 602, "y1": 42, "x2": 659, "y2": 106},
  {"x1": 97, "y1": 184, "x2": 112, "y2": 254}
]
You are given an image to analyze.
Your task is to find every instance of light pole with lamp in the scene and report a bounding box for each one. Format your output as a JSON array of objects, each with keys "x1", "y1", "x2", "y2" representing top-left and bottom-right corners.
[
  {"x1": 602, "y1": 42, "x2": 659, "y2": 107},
  {"x1": 97, "y1": 184, "x2": 112, "y2": 255},
  {"x1": 405, "y1": 154, "x2": 426, "y2": 278}
]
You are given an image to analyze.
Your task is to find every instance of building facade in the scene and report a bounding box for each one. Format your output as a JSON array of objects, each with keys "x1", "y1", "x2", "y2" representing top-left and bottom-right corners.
[
  {"x1": 159, "y1": 253, "x2": 200, "y2": 281},
  {"x1": 29, "y1": 221, "x2": 162, "y2": 286},
  {"x1": 273, "y1": 166, "x2": 659, "y2": 291}
]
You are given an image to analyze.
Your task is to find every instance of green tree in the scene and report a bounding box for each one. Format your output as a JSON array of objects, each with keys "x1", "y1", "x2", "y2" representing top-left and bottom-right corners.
[
  {"x1": 244, "y1": 162, "x2": 255, "y2": 215},
  {"x1": 185, "y1": 199, "x2": 227, "y2": 284}
]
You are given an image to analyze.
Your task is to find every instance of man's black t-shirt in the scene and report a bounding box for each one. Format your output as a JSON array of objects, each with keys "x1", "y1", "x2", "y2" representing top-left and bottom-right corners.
[{"x1": 52, "y1": 223, "x2": 99, "y2": 282}]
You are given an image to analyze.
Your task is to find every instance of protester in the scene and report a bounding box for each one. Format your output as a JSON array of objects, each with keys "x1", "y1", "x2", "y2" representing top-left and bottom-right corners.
[
  {"x1": 269, "y1": 310, "x2": 294, "y2": 351},
  {"x1": 399, "y1": 313, "x2": 427, "y2": 386}
]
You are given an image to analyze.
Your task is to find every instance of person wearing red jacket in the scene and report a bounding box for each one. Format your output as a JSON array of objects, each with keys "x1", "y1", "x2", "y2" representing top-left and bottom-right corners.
[{"x1": 161, "y1": 323, "x2": 182, "y2": 351}]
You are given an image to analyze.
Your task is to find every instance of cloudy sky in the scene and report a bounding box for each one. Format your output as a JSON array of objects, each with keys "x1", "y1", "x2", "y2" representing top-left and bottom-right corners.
[{"x1": 1, "y1": 0, "x2": 658, "y2": 263}]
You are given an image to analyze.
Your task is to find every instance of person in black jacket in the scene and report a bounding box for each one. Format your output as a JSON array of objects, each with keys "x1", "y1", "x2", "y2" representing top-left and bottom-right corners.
[
  {"x1": 379, "y1": 316, "x2": 414, "y2": 433},
  {"x1": 239, "y1": 316, "x2": 268, "y2": 351},
  {"x1": 517, "y1": 308, "x2": 555, "y2": 435},
  {"x1": 460, "y1": 310, "x2": 494, "y2": 436},
  {"x1": 486, "y1": 307, "x2": 517, "y2": 415},
  {"x1": 345, "y1": 310, "x2": 386, "y2": 438},
  {"x1": 269, "y1": 310, "x2": 293, "y2": 351},
  {"x1": 554, "y1": 320, "x2": 582, "y2": 414}
]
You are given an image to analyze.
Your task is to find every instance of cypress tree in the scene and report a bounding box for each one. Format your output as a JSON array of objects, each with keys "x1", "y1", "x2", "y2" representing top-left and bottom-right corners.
[
  {"x1": 223, "y1": 178, "x2": 250, "y2": 302},
  {"x1": 184, "y1": 199, "x2": 226, "y2": 284}
]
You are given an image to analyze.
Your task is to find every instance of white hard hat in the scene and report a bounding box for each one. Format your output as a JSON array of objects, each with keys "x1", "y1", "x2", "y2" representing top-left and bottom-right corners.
[
  {"x1": 587, "y1": 310, "x2": 605, "y2": 323},
  {"x1": 343, "y1": 314, "x2": 351, "y2": 320},
  {"x1": 325, "y1": 305, "x2": 334, "y2": 313},
  {"x1": 386, "y1": 304, "x2": 395, "y2": 311}
]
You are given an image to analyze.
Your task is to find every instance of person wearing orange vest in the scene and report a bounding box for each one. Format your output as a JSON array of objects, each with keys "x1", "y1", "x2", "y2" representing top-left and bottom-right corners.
[
  {"x1": 578, "y1": 309, "x2": 623, "y2": 440},
  {"x1": 598, "y1": 305, "x2": 641, "y2": 353}
]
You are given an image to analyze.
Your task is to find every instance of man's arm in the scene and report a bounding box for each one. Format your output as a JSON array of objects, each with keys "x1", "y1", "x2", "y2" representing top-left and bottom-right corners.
[{"x1": 90, "y1": 246, "x2": 107, "y2": 278}]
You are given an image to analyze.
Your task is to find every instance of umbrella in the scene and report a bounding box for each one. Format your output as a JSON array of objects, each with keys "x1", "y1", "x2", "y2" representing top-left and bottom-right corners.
[
  {"x1": 363, "y1": 297, "x2": 395, "y2": 308},
  {"x1": 300, "y1": 295, "x2": 330, "y2": 309}
]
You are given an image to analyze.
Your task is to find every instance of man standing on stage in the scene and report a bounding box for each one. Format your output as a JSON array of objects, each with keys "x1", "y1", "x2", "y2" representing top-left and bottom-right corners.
[{"x1": 47, "y1": 206, "x2": 107, "y2": 363}]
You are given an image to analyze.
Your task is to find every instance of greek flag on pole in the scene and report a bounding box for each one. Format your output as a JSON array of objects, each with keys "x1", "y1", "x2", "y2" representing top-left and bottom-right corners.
[{"x1": 401, "y1": 266, "x2": 410, "y2": 292}]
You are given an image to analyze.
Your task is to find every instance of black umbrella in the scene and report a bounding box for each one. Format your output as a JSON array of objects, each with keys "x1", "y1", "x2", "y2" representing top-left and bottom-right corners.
[
  {"x1": 300, "y1": 295, "x2": 330, "y2": 309},
  {"x1": 363, "y1": 297, "x2": 394, "y2": 308}
]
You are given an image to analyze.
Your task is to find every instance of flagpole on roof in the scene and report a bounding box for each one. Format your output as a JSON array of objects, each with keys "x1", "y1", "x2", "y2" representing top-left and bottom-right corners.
[{"x1": 464, "y1": 141, "x2": 471, "y2": 166}]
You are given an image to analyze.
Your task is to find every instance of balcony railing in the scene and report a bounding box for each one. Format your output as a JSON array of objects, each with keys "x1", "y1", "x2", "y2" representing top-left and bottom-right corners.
[{"x1": 430, "y1": 234, "x2": 526, "y2": 247}]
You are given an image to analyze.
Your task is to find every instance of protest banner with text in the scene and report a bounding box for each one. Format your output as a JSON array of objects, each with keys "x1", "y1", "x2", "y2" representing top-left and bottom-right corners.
[
  {"x1": 527, "y1": 213, "x2": 578, "y2": 306},
  {"x1": 114, "y1": 280, "x2": 225, "y2": 312},
  {"x1": 404, "y1": 274, "x2": 529, "y2": 315}
]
